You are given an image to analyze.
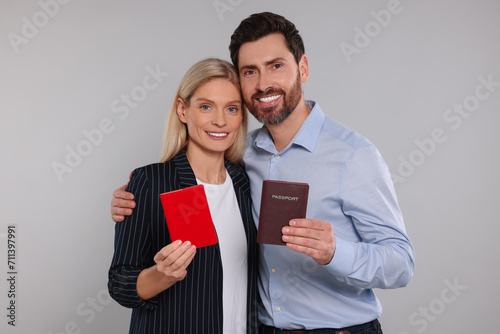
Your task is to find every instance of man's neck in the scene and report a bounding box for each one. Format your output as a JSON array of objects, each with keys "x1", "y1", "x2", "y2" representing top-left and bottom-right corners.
[{"x1": 266, "y1": 99, "x2": 311, "y2": 152}]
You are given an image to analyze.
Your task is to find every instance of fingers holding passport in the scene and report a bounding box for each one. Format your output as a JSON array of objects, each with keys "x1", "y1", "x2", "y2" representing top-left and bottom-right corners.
[
  {"x1": 154, "y1": 240, "x2": 197, "y2": 282},
  {"x1": 281, "y1": 219, "x2": 336, "y2": 265}
]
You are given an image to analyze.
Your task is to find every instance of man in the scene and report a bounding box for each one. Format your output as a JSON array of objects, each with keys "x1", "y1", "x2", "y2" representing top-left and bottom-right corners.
[{"x1": 111, "y1": 12, "x2": 414, "y2": 334}]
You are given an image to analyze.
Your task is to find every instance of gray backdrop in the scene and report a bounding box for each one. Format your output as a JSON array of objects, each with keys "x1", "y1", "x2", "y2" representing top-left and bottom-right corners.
[{"x1": 1, "y1": 0, "x2": 499, "y2": 333}]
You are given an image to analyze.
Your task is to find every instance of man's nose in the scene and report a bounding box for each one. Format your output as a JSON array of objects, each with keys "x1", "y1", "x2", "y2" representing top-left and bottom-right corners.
[{"x1": 257, "y1": 71, "x2": 273, "y2": 93}]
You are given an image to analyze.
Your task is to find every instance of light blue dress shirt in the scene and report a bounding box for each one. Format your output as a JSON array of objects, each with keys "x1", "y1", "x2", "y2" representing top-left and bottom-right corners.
[{"x1": 244, "y1": 101, "x2": 415, "y2": 329}]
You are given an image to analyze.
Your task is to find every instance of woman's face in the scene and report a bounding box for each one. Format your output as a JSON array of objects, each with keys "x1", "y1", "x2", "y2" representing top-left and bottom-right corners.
[{"x1": 177, "y1": 78, "x2": 243, "y2": 158}]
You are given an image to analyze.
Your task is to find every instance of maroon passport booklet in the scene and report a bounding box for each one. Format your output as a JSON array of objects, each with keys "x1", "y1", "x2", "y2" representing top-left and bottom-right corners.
[
  {"x1": 257, "y1": 180, "x2": 309, "y2": 245},
  {"x1": 160, "y1": 184, "x2": 217, "y2": 248}
]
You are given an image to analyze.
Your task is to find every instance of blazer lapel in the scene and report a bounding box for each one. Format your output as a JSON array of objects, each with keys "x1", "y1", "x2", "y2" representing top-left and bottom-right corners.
[{"x1": 172, "y1": 149, "x2": 197, "y2": 188}]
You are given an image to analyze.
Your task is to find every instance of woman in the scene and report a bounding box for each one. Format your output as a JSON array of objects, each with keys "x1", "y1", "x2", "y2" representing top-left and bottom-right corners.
[{"x1": 108, "y1": 58, "x2": 258, "y2": 334}]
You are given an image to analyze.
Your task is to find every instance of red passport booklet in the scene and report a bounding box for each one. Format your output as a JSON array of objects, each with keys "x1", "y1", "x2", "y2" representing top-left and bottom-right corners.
[
  {"x1": 257, "y1": 180, "x2": 309, "y2": 245},
  {"x1": 159, "y1": 185, "x2": 217, "y2": 248}
]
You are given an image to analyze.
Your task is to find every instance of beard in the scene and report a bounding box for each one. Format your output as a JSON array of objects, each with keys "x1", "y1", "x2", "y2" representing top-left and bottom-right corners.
[{"x1": 245, "y1": 71, "x2": 302, "y2": 125}]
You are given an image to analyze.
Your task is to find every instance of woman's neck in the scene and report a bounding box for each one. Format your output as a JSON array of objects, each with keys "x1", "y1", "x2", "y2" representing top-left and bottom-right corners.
[{"x1": 185, "y1": 147, "x2": 226, "y2": 185}]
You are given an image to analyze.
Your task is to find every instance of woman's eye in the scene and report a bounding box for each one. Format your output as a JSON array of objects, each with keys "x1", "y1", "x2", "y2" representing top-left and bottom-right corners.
[
  {"x1": 227, "y1": 107, "x2": 238, "y2": 113},
  {"x1": 200, "y1": 105, "x2": 211, "y2": 110}
]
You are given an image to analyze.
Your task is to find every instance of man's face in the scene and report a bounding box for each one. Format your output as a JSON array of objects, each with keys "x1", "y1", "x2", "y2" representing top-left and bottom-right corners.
[{"x1": 237, "y1": 33, "x2": 308, "y2": 125}]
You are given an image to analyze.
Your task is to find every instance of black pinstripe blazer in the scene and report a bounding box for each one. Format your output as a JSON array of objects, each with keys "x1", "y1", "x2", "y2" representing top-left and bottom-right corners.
[{"x1": 108, "y1": 149, "x2": 259, "y2": 333}]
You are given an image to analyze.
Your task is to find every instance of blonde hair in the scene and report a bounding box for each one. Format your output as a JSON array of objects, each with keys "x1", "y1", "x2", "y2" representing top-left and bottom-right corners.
[{"x1": 159, "y1": 58, "x2": 247, "y2": 163}]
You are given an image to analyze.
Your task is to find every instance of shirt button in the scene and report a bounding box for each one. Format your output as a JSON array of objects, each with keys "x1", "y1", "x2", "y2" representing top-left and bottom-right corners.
[
  {"x1": 274, "y1": 154, "x2": 280, "y2": 159},
  {"x1": 275, "y1": 306, "x2": 281, "y2": 312},
  {"x1": 271, "y1": 268, "x2": 277, "y2": 273}
]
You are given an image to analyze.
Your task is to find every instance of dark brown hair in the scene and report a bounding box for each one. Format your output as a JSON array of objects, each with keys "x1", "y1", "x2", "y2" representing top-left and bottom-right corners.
[{"x1": 229, "y1": 12, "x2": 305, "y2": 70}]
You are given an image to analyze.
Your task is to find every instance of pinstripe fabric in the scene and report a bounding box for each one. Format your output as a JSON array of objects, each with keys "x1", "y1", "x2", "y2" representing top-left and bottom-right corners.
[{"x1": 108, "y1": 149, "x2": 259, "y2": 333}]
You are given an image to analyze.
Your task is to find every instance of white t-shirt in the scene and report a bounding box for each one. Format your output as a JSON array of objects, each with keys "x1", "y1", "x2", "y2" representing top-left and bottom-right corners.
[{"x1": 197, "y1": 171, "x2": 248, "y2": 334}]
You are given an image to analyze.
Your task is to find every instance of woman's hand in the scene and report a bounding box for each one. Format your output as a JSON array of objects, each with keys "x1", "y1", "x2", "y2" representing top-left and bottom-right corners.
[
  {"x1": 154, "y1": 240, "x2": 197, "y2": 282},
  {"x1": 137, "y1": 240, "x2": 196, "y2": 300}
]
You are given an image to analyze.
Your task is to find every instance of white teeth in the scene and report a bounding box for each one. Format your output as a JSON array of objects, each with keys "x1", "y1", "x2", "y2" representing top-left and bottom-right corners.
[
  {"x1": 207, "y1": 132, "x2": 228, "y2": 137},
  {"x1": 259, "y1": 94, "x2": 281, "y2": 103}
]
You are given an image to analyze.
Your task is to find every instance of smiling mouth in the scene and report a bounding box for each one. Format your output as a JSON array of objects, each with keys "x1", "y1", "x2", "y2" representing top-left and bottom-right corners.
[
  {"x1": 257, "y1": 94, "x2": 282, "y2": 103},
  {"x1": 206, "y1": 132, "x2": 228, "y2": 138}
]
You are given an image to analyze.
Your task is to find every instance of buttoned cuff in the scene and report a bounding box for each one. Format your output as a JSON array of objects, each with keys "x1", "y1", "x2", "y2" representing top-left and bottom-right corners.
[{"x1": 324, "y1": 236, "x2": 357, "y2": 276}]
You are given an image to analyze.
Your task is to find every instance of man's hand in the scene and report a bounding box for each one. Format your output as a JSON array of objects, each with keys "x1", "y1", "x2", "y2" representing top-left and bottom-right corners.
[
  {"x1": 111, "y1": 184, "x2": 136, "y2": 222},
  {"x1": 281, "y1": 219, "x2": 336, "y2": 265}
]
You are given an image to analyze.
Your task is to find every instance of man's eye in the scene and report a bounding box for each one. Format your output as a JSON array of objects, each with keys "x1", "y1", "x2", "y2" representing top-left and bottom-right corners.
[
  {"x1": 244, "y1": 70, "x2": 254, "y2": 76},
  {"x1": 273, "y1": 64, "x2": 282, "y2": 69}
]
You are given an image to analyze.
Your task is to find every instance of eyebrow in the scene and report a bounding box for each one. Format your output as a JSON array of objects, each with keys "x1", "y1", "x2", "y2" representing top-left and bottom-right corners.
[
  {"x1": 265, "y1": 57, "x2": 287, "y2": 66},
  {"x1": 195, "y1": 98, "x2": 241, "y2": 105},
  {"x1": 240, "y1": 57, "x2": 288, "y2": 72},
  {"x1": 224, "y1": 100, "x2": 242, "y2": 105}
]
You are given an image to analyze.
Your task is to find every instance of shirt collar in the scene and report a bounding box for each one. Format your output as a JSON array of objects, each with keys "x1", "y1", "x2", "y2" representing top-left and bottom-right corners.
[{"x1": 253, "y1": 100, "x2": 325, "y2": 153}]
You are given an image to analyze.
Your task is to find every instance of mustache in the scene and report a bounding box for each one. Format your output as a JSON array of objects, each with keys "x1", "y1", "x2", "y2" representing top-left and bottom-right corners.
[{"x1": 252, "y1": 88, "x2": 284, "y2": 100}]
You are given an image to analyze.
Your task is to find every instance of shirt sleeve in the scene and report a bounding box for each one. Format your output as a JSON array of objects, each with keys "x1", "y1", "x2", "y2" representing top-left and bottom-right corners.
[
  {"x1": 108, "y1": 168, "x2": 158, "y2": 309},
  {"x1": 325, "y1": 144, "x2": 415, "y2": 289}
]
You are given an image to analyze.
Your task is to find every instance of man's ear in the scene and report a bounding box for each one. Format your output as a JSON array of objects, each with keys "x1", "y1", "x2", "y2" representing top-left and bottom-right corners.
[
  {"x1": 176, "y1": 97, "x2": 187, "y2": 123},
  {"x1": 298, "y1": 54, "x2": 309, "y2": 83}
]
